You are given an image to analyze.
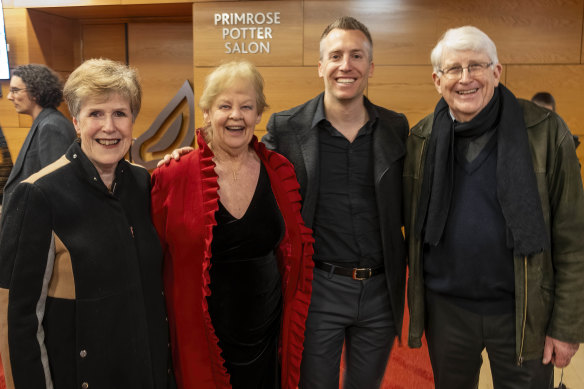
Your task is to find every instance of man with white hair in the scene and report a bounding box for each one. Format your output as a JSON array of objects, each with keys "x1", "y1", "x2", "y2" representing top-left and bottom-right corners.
[{"x1": 404, "y1": 26, "x2": 584, "y2": 388}]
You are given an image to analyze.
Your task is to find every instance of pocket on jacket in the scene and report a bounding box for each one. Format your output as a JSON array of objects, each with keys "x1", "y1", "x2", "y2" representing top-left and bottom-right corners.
[{"x1": 75, "y1": 291, "x2": 154, "y2": 389}]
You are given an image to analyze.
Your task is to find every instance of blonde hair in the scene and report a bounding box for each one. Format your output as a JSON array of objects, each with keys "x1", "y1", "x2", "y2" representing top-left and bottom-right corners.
[
  {"x1": 199, "y1": 60, "x2": 267, "y2": 114},
  {"x1": 64, "y1": 58, "x2": 142, "y2": 122}
]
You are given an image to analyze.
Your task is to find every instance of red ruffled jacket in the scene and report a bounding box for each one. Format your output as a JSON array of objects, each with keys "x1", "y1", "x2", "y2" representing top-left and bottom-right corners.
[{"x1": 151, "y1": 131, "x2": 314, "y2": 389}]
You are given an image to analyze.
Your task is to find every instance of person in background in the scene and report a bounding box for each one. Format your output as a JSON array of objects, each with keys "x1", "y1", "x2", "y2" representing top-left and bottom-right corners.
[
  {"x1": 531, "y1": 91, "x2": 556, "y2": 112},
  {"x1": 531, "y1": 92, "x2": 580, "y2": 151},
  {"x1": 404, "y1": 26, "x2": 584, "y2": 388},
  {"x1": 262, "y1": 16, "x2": 409, "y2": 389},
  {"x1": 3, "y1": 64, "x2": 76, "y2": 210},
  {"x1": 0, "y1": 58, "x2": 175, "y2": 389},
  {"x1": 151, "y1": 60, "x2": 314, "y2": 389}
]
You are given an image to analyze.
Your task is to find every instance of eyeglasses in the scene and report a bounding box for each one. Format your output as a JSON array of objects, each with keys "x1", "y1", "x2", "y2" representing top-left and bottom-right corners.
[
  {"x1": 439, "y1": 62, "x2": 493, "y2": 79},
  {"x1": 9, "y1": 87, "x2": 27, "y2": 94}
]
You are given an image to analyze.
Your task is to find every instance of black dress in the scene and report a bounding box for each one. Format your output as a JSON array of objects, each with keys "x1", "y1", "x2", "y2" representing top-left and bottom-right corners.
[{"x1": 208, "y1": 163, "x2": 285, "y2": 389}]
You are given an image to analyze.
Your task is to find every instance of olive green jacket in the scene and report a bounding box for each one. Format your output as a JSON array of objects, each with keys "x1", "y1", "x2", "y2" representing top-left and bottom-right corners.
[{"x1": 403, "y1": 99, "x2": 584, "y2": 363}]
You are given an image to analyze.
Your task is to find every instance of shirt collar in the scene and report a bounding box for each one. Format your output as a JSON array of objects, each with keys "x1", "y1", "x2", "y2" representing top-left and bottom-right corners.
[{"x1": 311, "y1": 93, "x2": 327, "y2": 129}]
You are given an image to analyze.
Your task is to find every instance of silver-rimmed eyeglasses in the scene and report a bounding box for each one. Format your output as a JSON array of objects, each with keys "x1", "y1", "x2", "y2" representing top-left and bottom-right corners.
[
  {"x1": 439, "y1": 62, "x2": 493, "y2": 79},
  {"x1": 9, "y1": 87, "x2": 27, "y2": 94}
]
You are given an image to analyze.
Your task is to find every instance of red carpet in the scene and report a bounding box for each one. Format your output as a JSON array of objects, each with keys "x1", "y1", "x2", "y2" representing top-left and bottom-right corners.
[
  {"x1": 380, "y1": 337, "x2": 434, "y2": 388},
  {"x1": 378, "y1": 299, "x2": 434, "y2": 389}
]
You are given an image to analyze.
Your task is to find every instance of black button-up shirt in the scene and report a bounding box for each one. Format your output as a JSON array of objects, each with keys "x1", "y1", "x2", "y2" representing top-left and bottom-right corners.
[{"x1": 311, "y1": 98, "x2": 383, "y2": 268}]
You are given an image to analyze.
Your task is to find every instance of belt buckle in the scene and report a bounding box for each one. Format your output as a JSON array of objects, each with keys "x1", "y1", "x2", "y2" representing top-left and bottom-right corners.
[{"x1": 352, "y1": 267, "x2": 371, "y2": 280}]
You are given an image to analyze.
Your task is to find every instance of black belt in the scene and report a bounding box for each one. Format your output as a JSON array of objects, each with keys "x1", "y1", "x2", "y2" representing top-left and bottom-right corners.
[{"x1": 314, "y1": 261, "x2": 384, "y2": 280}]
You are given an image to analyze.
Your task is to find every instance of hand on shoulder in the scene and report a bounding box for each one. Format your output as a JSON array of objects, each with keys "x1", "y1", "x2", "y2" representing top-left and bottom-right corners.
[{"x1": 157, "y1": 146, "x2": 194, "y2": 167}]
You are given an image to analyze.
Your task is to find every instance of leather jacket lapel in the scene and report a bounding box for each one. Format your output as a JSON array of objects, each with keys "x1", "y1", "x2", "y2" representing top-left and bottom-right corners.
[{"x1": 373, "y1": 119, "x2": 406, "y2": 186}]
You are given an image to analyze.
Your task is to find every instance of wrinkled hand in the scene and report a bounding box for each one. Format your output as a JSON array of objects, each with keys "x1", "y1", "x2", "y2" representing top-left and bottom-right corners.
[
  {"x1": 156, "y1": 146, "x2": 194, "y2": 167},
  {"x1": 542, "y1": 336, "x2": 579, "y2": 368}
]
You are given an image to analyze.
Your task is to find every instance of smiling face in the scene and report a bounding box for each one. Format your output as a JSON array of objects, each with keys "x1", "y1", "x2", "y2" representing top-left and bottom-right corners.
[
  {"x1": 203, "y1": 81, "x2": 261, "y2": 155},
  {"x1": 318, "y1": 28, "x2": 374, "y2": 104},
  {"x1": 7, "y1": 76, "x2": 39, "y2": 117},
  {"x1": 433, "y1": 49, "x2": 502, "y2": 122},
  {"x1": 73, "y1": 93, "x2": 133, "y2": 180}
]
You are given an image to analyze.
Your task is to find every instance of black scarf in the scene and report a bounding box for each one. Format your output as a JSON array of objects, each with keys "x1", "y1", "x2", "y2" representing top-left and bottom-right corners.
[{"x1": 415, "y1": 84, "x2": 549, "y2": 257}]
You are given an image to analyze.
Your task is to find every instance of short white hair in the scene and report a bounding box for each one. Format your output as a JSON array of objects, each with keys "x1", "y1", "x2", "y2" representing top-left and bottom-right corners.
[{"x1": 431, "y1": 26, "x2": 499, "y2": 74}]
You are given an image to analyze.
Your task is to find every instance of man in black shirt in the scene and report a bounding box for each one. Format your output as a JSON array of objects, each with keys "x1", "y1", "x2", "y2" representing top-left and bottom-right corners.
[{"x1": 262, "y1": 16, "x2": 409, "y2": 389}]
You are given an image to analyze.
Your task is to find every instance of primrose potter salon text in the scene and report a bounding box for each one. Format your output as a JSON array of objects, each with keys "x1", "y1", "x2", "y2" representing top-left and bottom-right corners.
[{"x1": 214, "y1": 12, "x2": 281, "y2": 54}]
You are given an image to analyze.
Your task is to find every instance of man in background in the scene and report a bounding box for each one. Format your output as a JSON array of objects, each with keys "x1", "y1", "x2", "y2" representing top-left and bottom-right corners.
[
  {"x1": 531, "y1": 91, "x2": 556, "y2": 112},
  {"x1": 531, "y1": 91, "x2": 580, "y2": 150}
]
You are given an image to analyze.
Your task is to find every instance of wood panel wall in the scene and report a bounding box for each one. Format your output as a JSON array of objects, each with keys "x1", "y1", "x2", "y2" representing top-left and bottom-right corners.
[
  {"x1": 1, "y1": 0, "x2": 584, "y2": 178},
  {"x1": 127, "y1": 22, "x2": 193, "y2": 162},
  {"x1": 192, "y1": 0, "x2": 584, "y2": 184},
  {"x1": 0, "y1": 8, "x2": 80, "y2": 159},
  {"x1": 192, "y1": 0, "x2": 584, "y2": 131}
]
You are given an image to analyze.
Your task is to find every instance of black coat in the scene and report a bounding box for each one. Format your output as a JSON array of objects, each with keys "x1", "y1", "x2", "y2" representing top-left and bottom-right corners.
[
  {"x1": 0, "y1": 141, "x2": 174, "y2": 389},
  {"x1": 262, "y1": 93, "x2": 409, "y2": 337},
  {"x1": 2, "y1": 107, "x2": 76, "y2": 208}
]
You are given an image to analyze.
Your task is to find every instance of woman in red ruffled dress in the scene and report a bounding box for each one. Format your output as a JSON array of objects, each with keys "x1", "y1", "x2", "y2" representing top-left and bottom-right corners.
[{"x1": 151, "y1": 60, "x2": 314, "y2": 389}]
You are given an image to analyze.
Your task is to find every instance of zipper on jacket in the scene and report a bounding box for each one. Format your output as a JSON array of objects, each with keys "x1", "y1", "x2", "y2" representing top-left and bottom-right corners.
[
  {"x1": 410, "y1": 136, "x2": 427, "y2": 346},
  {"x1": 517, "y1": 256, "x2": 527, "y2": 366},
  {"x1": 417, "y1": 138, "x2": 427, "y2": 180}
]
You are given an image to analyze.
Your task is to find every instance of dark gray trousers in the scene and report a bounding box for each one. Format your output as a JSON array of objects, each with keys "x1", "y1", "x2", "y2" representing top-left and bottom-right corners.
[
  {"x1": 299, "y1": 266, "x2": 396, "y2": 389},
  {"x1": 425, "y1": 291, "x2": 554, "y2": 389}
]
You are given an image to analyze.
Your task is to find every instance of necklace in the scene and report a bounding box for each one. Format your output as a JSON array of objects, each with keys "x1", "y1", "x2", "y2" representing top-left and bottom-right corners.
[
  {"x1": 212, "y1": 149, "x2": 247, "y2": 182},
  {"x1": 215, "y1": 159, "x2": 240, "y2": 181}
]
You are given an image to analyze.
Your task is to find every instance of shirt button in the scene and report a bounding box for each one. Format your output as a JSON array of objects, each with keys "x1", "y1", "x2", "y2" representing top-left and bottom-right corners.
[
  {"x1": 165, "y1": 316, "x2": 168, "y2": 322},
  {"x1": 81, "y1": 382, "x2": 89, "y2": 389},
  {"x1": 80, "y1": 349, "x2": 87, "y2": 358},
  {"x1": 93, "y1": 177, "x2": 97, "y2": 181},
  {"x1": 73, "y1": 154, "x2": 77, "y2": 159},
  {"x1": 167, "y1": 368, "x2": 171, "y2": 374},
  {"x1": 161, "y1": 290, "x2": 164, "y2": 296}
]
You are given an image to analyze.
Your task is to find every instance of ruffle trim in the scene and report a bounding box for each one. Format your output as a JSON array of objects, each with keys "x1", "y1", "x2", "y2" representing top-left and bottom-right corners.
[
  {"x1": 254, "y1": 141, "x2": 315, "y2": 389},
  {"x1": 183, "y1": 133, "x2": 314, "y2": 389},
  {"x1": 197, "y1": 130, "x2": 232, "y2": 388}
]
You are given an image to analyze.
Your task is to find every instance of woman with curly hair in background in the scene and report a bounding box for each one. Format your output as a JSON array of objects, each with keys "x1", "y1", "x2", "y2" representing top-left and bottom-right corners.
[{"x1": 3, "y1": 64, "x2": 76, "y2": 210}]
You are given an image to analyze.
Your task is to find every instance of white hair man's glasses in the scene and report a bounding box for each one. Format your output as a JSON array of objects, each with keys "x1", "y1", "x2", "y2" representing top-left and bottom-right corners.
[{"x1": 439, "y1": 62, "x2": 493, "y2": 79}]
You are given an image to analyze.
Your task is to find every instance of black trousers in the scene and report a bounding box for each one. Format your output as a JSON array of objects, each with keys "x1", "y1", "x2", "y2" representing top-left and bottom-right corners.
[
  {"x1": 425, "y1": 291, "x2": 554, "y2": 389},
  {"x1": 299, "y1": 267, "x2": 396, "y2": 389}
]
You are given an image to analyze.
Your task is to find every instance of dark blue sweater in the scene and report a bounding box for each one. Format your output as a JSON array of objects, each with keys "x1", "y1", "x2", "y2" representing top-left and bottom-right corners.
[{"x1": 424, "y1": 137, "x2": 515, "y2": 314}]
